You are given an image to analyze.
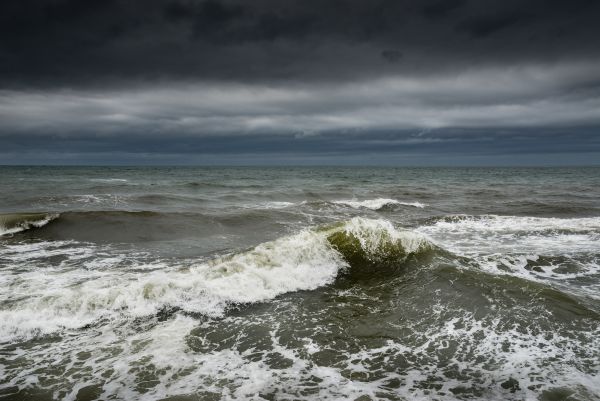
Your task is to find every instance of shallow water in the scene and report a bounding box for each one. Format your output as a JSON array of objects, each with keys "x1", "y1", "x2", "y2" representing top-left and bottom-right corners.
[{"x1": 0, "y1": 166, "x2": 599, "y2": 400}]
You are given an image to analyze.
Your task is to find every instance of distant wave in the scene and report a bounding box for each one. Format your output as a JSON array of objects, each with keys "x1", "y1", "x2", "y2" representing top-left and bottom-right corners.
[
  {"x1": 0, "y1": 213, "x2": 59, "y2": 236},
  {"x1": 0, "y1": 210, "x2": 179, "y2": 238},
  {"x1": 89, "y1": 178, "x2": 128, "y2": 183},
  {"x1": 244, "y1": 201, "x2": 298, "y2": 210},
  {"x1": 247, "y1": 198, "x2": 427, "y2": 211},
  {"x1": 333, "y1": 198, "x2": 426, "y2": 210}
]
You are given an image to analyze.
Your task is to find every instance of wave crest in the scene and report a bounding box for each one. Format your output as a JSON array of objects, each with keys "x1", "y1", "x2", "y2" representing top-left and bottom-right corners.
[
  {"x1": 326, "y1": 218, "x2": 432, "y2": 279},
  {"x1": 333, "y1": 198, "x2": 426, "y2": 210},
  {"x1": 0, "y1": 213, "x2": 59, "y2": 236}
]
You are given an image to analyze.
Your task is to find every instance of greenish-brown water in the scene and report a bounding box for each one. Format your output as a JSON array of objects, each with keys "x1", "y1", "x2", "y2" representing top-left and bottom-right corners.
[{"x1": 0, "y1": 167, "x2": 599, "y2": 400}]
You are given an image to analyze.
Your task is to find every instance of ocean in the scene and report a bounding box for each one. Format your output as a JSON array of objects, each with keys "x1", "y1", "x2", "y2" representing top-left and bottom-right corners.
[{"x1": 0, "y1": 166, "x2": 599, "y2": 401}]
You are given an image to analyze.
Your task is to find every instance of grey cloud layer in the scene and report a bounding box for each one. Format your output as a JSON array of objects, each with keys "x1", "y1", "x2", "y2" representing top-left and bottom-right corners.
[
  {"x1": 2, "y1": 61, "x2": 599, "y2": 136},
  {"x1": 1, "y1": 60, "x2": 599, "y2": 164}
]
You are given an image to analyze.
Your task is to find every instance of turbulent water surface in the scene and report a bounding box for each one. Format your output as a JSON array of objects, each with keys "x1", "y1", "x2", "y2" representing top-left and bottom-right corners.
[{"x1": 0, "y1": 166, "x2": 599, "y2": 401}]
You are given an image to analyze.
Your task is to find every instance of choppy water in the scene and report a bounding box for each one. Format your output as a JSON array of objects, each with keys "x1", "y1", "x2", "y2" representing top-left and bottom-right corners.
[{"x1": 0, "y1": 166, "x2": 599, "y2": 401}]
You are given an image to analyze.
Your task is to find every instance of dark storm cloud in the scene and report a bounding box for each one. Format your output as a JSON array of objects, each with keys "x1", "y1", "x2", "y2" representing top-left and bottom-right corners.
[
  {"x1": 1, "y1": 0, "x2": 600, "y2": 86},
  {"x1": 421, "y1": 0, "x2": 466, "y2": 20},
  {"x1": 455, "y1": 11, "x2": 532, "y2": 38},
  {"x1": 1, "y1": 0, "x2": 600, "y2": 165}
]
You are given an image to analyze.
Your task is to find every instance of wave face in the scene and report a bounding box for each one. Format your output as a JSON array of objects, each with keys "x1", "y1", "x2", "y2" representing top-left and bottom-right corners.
[
  {"x1": 1, "y1": 166, "x2": 599, "y2": 401},
  {"x1": 326, "y1": 217, "x2": 432, "y2": 279},
  {"x1": 0, "y1": 212, "x2": 58, "y2": 236}
]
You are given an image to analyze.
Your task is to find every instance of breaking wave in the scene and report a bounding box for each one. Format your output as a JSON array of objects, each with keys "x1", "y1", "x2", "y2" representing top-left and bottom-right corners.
[
  {"x1": 333, "y1": 198, "x2": 426, "y2": 210},
  {"x1": 0, "y1": 217, "x2": 432, "y2": 340},
  {"x1": 0, "y1": 213, "x2": 59, "y2": 236}
]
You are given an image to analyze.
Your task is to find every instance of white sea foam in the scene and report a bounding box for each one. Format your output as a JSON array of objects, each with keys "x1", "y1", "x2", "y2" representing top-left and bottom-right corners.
[
  {"x1": 74, "y1": 194, "x2": 126, "y2": 206},
  {"x1": 417, "y1": 215, "x2": 600, "y2": 291},
  {"x1": 333, "y1": 198, "x2": 426, "y2": 210},
  {"x1": 250, "y1": 201, "x2": 297, "y2": 209},
  {"x1": 418, "y1": 215, "x2": 600, "y2": 256},
  {"x1": 4, "y1": 299, "x2": 596, "y2": 401},
  {"x1": 90, "y1": 178, "x2": 128, "y2": 183}
]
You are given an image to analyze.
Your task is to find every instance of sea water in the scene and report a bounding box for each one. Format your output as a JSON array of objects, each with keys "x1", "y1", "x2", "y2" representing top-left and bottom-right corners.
[{"x1": 0, "y1": 166, "x2": 599, "y2": 400}]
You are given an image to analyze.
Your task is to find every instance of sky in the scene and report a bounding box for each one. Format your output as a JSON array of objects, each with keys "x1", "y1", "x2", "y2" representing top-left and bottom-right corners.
[{"x1": 1, "y1": 0, "x2": 599, "y2": 165}]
